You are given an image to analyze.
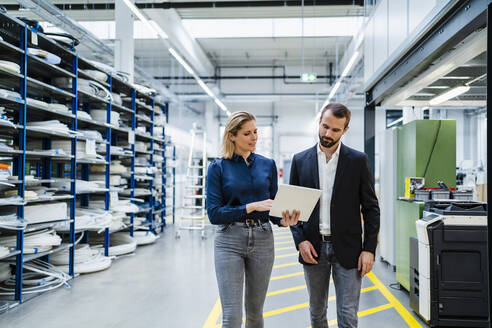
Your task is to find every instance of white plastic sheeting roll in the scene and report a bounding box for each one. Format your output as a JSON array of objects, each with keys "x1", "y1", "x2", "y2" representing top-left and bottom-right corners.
[
  {"x1": 0, "y1": 263, "x2": 10, "y2": 282},
  {"x1": 51, "y1": 244, "x2": 112, "y2": 274},
  {"x1": 133, "y1": 231, "x2": 160, "y2": 246},
  {"x1": 90, "y1": 232, "x2": 137, "y2": 256},
  {"x1": 0, "y1": 229, "x2": 61, "y2": 254},
  {"x1": 55, "y1": 208, "x2": 112, "y2": 233},
  {"x1": 91, "y1": 110, "x2": 120, "y2": 127}
]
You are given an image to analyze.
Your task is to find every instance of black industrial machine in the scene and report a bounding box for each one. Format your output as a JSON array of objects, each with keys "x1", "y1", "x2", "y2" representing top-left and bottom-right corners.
[{"x1": 410, "y1": 201, "x2": 488, "y2": 327}]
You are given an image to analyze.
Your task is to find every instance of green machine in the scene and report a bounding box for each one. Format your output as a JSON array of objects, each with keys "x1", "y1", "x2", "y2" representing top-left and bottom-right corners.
[{"x1": 395, "y1": 120, "x2": 456, "y2": 291}]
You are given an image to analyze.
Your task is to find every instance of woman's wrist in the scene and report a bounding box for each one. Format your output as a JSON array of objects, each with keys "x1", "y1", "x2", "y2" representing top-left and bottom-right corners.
[{"x1": 246, "y1": 202, "x2": 256, "y2": 214}]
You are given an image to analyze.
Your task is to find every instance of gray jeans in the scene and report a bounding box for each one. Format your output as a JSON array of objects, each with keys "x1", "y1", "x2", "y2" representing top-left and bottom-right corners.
[
  {"x1": 304, "y1": 242, "x2": 362, "y2": 328},
  {"x1": 214, "y1": 222, "x2": 274, "y2": 328}
]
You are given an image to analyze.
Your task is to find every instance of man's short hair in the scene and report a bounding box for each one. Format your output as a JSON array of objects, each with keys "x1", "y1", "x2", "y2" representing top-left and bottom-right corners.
[{"x1": 320, "y1": 103, "x2": 351, "y2": 128}]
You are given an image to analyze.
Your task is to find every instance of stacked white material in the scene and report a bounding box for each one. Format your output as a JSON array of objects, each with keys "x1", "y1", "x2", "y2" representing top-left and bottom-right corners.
[
  {"x1": 135, "y1": 166, "x2": 153, "y2": 175},
  {"x1": 55, "y1": 208, "x2": 112, "y2": 233},
  {"x1": 90, "y1": 232, "x2": 137, "y2": 256},
  {"x1": 51, "y1": 244, "x2": 112, "y2": 274},
  {"x1": 133, "y1": 231, "x2": 159, "y2": 245},
  {"x1": 112, "y1": 93, "x2": 122, "y2": 105},
  {"x1": 52, "y1": 179, "x2": 106, "y2": 193},
  {"x1": 81, "y1": 70, "x2": 108, "y2": 83},
  {"x1": 110, "y1": 161, "x2": 128, "y2": 174},
  {"x1": 27, "y1": 120, "x2": 73, "y2": 135},
  {"x1": 26, "y1": 98, "x2": 49, "y2": 109},
  {"x1": 153, "y1": 154, "x2": 163, "y2": 163},
  {"x1": 0, "y1": 263, "x2": 10, "y2": 282},
  {"x1": 77, "y1": 111, "x2": 92, "y2": 120},
  {"x1": 0, "y1": 89, "x2": 21, "y2": 102},
  {"x1": 23, "y1": 202, "x2": 67, "y2": 224},
  {"x1": 89, "y1": 174, "x2": 121, "y2": 186},
  {"x1": 91, "y1": 110, "x2": 120, "y2": 127},
  {"x1": 80, "y1": 129, "x2": 103, "y2": 142},
  {"x1": 0, "y1": 229, "x2": 61, "y2": 254},
  {"x1": 0, "y1": 60, "x2": 20, "y2": 73},
  {"x1": 47, "y1": 103, "x2": 70, "y2": 113},
  {"x1": 125, "y1": 216, "x2": 146, "y2": 227},
  {"x1": 0, "y1": 246, "x2": 9, "y2": 259},
  {"x1": 135, "y1": 141, "x2": 147, "y2": 152},
  {"x1": 26, "y1": 140, "x2": 68, "y2": 156}
]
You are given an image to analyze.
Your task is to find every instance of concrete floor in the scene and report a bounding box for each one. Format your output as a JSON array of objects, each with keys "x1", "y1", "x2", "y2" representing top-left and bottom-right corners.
[{"x1": 0, "y1": 224, "x2": 428, "y2": 328}]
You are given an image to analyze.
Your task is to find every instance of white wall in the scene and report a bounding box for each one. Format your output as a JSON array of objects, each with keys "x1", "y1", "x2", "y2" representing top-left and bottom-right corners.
[{"x1": 364, "y1": 0, "x2": 450, "y2": 84}]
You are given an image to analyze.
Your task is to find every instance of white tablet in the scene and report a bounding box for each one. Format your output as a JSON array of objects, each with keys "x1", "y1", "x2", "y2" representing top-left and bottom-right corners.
[{"x1": 270, "y1": 184, "x2": 322, "y2": 222}]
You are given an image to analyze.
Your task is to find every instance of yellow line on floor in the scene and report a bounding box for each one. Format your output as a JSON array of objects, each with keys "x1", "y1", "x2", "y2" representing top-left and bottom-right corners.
[
  {"x1": 264, "y1": 286, "x2": 378, "y2": 318},
  {"x1": 204, "y1": 284, "x2": 377, "y2": 327},
  {"x1": 272, "y1": 261, "x2": 299, "y2": 269},
  {"x1": 367, "y1": 272, "x2": 423, "y2": 328},
  {"x1": 266, "y1": 285, "x2": 306, "y2": 296},
  {"x1": 202, "y1": 297, "x2": 222, "y2": 328},
  {"x1": 274, "y1": 252, "x2": 298, "y2": 259},
  {"x1": 274, "y1": 236, "x2": 293, "y2": 241},
  {"x1": 311, "y1": 303, "x2": 394, "y2": 328},
  {"x1": 274, "y1": 240, "x2": 295, "y2": 245},
  {"x1": 273, "y1": 231, "x2": 292, "y2": 236},
  {"x1": 270, "y1": 272, "x2": 304, "y2": 281},
  {"x1": 275, "y1": 246, "x2": 296, "y2": 251}
]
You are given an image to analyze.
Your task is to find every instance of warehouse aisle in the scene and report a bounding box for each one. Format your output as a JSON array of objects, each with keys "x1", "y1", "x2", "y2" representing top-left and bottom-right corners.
[
  {"x1": 202, "y1": 226, "x2": 428, "y2": 328},
  {"x1": 0, "y1": 224, "x2": 427, "y2": 328},
  {"x1": 0, "y1": 225, "x2": 219, "y2": 328}
]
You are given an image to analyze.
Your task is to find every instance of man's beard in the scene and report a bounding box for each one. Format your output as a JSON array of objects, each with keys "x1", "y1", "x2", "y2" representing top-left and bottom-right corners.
[{"x1": 319, "y1": 135, "x2": 340, "y2": 148}]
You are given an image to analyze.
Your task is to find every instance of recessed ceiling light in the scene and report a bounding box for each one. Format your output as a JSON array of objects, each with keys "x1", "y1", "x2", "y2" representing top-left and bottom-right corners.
[{"x1": 429, "y1": 85, "x2": 470, "y2": 105}]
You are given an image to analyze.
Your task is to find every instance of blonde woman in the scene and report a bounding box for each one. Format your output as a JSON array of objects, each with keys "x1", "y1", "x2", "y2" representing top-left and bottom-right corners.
[{"x1": 207, "y1": 111, "x2": 299, "y2": 328}]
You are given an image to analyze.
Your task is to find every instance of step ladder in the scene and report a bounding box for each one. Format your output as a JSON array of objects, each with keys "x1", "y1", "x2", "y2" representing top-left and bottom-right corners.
[{"x1": 176, "y1": 124, "x2": 207, "y2": 239}]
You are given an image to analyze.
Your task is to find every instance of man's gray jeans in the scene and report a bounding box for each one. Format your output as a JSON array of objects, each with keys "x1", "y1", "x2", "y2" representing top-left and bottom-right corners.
[
  {"x1": 214, "y1": 222, "x2": 274, "y2": 328},
  {"x1": 303, "y1": 242, "x2": 362, "y2": 328}
]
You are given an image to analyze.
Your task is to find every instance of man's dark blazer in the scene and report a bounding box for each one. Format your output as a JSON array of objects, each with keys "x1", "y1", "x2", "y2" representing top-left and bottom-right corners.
[{"x1": 289, "y1": 143, "x2": 380, "y2": 269}]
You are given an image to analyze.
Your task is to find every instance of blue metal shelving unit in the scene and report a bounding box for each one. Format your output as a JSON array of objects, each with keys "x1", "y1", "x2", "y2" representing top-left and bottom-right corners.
[{"x1": 0, "y1": 9, "x2": 168, "y2": 307}]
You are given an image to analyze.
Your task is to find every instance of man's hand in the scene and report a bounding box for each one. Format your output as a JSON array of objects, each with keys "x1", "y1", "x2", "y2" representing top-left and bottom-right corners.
[
  {"x1": 280, "y1": 210, "x2": 300, "y2": 226},
  {"x1": 299, "y1": 240, "x2": 318, "y2": 264},
  {"x1": 358, "y1": 251, "x2": 374, "y2": 277}
]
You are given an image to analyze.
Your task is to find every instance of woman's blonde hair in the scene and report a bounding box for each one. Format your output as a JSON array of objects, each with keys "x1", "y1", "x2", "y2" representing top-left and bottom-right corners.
[{"x1": 221, "y1": 111, "x2": 256, "y2": 159}]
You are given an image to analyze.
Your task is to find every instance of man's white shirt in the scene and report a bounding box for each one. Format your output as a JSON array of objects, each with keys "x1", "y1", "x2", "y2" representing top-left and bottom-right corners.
[{"x1": 317, "y1": 142, "x2": 341, "y2": 236}]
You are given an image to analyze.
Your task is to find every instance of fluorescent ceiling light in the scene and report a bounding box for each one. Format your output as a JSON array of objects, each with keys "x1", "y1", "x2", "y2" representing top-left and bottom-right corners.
[
  {"x1": 440, "y1": 76, "x2": 471, "y2": 80},
  {"x1": 319, "y1": 50, "x2": 360, "y2": 111},
  {"x1": 340, "y1": 51, "x2": 359, "y2": 78},
  {"x1": 429, "y1": 85, "x2": 470, "y2": 105},
  {"x1": 426, "y1": 86, "x2": 449, "y2": 89},
  {"x1": 169, "y1": 47, "x2": 196, "y2": 76}
]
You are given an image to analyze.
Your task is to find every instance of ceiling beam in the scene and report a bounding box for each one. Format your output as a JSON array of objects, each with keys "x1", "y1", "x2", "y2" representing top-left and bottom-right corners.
[{"x1": 3, "y1": 1, "x2": 364, "y2": 11}]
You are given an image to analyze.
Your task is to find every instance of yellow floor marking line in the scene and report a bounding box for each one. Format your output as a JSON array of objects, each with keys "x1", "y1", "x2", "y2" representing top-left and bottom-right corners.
[
  {"x1": 272, "y1": 261, "x2": 299, "y2": 269},
  {"x1": 204, "y1": 285, "x2": 377, "y2": 327},
  {"x1": 274, "y1": 235, "x2": 293, "y2": 240},
  {"x1": 270, "y1": 272, "x2": 304, "y2": 281},
  {"x1": 314, "y1": 303, "x2": 394, "y2": 328},
  {"x1": 274, "y1": 252, "x2": 298, "y2": 259},
  {"x1": 263, "y1": 286, "x2": 378, "y2": 319},
  {"x1": 366, "y1": 272, "x2": 423, "y2": 328},
  {"x1": 275, "y1": 246, "x2": 296, "y2": 251},
  {"x1": 273, "y1": 231, "x2": 293, "y2": 236},
  {"x1": 202, "y1": 297, "x2": 222, "y2": 328},
  {"x1": 275, "y1": 240, "x2": 295, "y2": 245},
  {"x1": 266, "y1": 285, "x2": 306, "y2": 296}
]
